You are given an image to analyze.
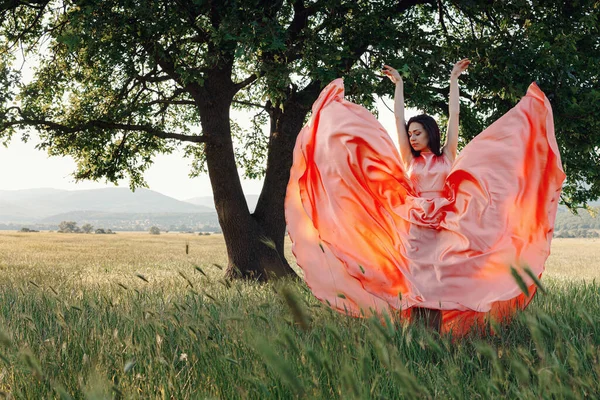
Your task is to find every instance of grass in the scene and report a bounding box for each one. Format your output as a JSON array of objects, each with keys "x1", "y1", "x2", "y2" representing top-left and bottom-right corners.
[{"x1": 0, "y1": 232, "x2": 598, "y2": 399}]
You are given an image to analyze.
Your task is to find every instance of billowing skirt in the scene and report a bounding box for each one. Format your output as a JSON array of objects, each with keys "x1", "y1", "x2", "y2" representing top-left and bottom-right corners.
[{"x1": 285, "y1": 79, "x2": 565, "y2": 336}]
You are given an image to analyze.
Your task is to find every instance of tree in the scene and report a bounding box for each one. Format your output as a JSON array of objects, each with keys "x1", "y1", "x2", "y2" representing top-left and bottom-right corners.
[
  {"x1": 421, "y1": 1, "x2": 600, "y2": 210},
  {"x1": 1, "y1": 1, "x2": 599, "y2": 280},
  {"x1": 81, "y1": 223, "x2": 94, "y2": 234},
  {"x1": 149, "y1": 226, "x2": 160, "y2": 235},
  {"x1": 0, "y1": 0, "x2": 432, "y2": 280},
  {"x1": 58, "y1": 221, "x2": 80, "y2": 233}
]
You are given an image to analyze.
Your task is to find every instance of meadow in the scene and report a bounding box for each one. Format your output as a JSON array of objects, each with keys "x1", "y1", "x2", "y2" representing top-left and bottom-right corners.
[{"x1": 0, "y1": 232, "x2": 598, "y2": 399}]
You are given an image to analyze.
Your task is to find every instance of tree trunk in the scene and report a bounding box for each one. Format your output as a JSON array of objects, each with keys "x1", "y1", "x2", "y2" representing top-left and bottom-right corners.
[
  {"x1": 250, "y1": 84, "x2": 323, "y2": 279},
  {"x1": 200, "y1": 73, "x2": 298, "y2": 281},
  {"x1": 251, "y1": 99, "x2": 310, "y2": 278},
  {"x1": 200, "y1": 68, "x2": 321, "y2": 281}
]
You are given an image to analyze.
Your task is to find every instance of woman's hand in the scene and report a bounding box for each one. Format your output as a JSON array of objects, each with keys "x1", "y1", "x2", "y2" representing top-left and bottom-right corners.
[
  {"x1": 451, "y1": 58, "x2": 470, "y2": 80},
  {"x1": 382, "y1": 65, "x2": 402, "y2": 84}
]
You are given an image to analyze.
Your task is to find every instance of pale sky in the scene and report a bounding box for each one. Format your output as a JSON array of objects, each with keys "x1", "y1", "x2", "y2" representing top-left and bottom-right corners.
[{"x1": 0, "y1": 97, "x2": 410, "y2": 201}]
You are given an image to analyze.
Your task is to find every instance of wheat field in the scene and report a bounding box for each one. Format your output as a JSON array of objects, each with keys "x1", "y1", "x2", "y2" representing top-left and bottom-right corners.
[{"x1": 0, "y1": 232, "x2": 598, "y2": 399}]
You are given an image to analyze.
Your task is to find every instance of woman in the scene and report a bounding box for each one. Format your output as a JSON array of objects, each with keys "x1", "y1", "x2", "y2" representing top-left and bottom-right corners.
[
  {"x1": 285, "y1": 60, "x2": 565, "y2": 336},
  {"x1": 382, "y1": 60, "x2": 468, "y2": 329}
]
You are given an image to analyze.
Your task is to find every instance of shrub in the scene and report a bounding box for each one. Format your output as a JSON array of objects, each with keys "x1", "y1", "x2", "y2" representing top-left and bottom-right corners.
[
  {"x1": 58, "y1": 221, "x2": 80, "y2": 233},
  {"x1": 81, "y1": 224, "x2": 94, "y2": 234}
]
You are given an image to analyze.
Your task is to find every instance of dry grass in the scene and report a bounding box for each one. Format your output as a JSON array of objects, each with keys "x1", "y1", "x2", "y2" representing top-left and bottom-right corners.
[
  {"x1": 544, "y1": 238, "x2": 600, "y2": 282},
  {"x1": 0, "y1": 232, "x2": 597, "y2": 287},
  {"x1": 0, "y1": 232, "x2": 233, "y2": 289},
  {"x1": 0, "y1": 232, "x2": 598, "y2": 399}
]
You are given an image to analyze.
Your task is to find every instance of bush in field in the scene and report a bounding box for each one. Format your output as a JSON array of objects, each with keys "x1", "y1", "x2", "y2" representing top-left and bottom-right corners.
[
  {"x1": 81, "y1": 223, "x2": 94, "y2": 234},
  {"x1": 58, "y1": 221, "x2": 80, "y2": 233},
  {"x1": 19, "y1": 227, "x2": 39, "y2": 233},
  {"x1": 149, "y1": 226, "x2": 160, "y2": 235},
  {"x1": 556, "y1": 229, "x2": 600, "y2": 238},
  {"x1": 95, "y1": 228, "x2": 116, "y2": 234}
]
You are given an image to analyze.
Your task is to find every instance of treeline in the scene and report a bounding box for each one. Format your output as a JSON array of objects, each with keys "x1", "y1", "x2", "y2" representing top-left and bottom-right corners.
[
  {"x1": 10, "y1": 220, "x2": 222, "y2": 234},
  {"x1": 6, "y1": 209, "x2": 599, "y2": 238},
  {"x1": 0, "y1": 212, "x2": 222, "y2": 232},
  {"x1": 554, "y1": 229, "x2": 599, "y2": 238}
]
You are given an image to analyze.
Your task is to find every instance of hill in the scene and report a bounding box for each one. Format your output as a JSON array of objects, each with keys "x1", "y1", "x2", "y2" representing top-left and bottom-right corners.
[
  {"x1": 554, "y1": 202, "x2": 600, "y2": 238},
  {"x1": 185, "y1": 194, "x2": 260, "y2": 212},
  {"x1": 1, "y1": 188, "x2": 598, "y2": 235}
]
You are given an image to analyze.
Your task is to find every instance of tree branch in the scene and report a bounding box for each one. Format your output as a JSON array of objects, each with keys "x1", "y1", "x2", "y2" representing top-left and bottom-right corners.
[
  {"x1": 136, "y1": 87, "x2": 194, "y2": 115},
  {"x1": 135, "y1": 71, "x2": 172, "y2": 83},
  {"x1": 3, "y1": 111, "x2": 208, "y2": 143},
  {"x1": 397, "y1": 0, "x2": 436, "y2": 13},
  {"x1": 111, "y1": 132, "x2": 129, "y2": 164},
  {"x1": 173, "y1": 0, "x2": 211, "y2": 43},
  {"x1": 233, "y1": 99, "x2": 267, "y2": 109},
  {"x1": 186, "y1": 33, "x2": 210, "y2": 44},
  {"x1": 437, "y1": 0, "x2": 448, "y2": 37},
  {"x1": 140, "y1": 40, "x2": 206, "y2": 105},
  {"x1": 234, "y1": 74, "x2": 258, "y2": 91},
  {"x1": 281, "y1": 0, "x2": 327, "y2": 62},
  {"x1": 145, "y1": 99, "x2": 196, "y2": 107},
  {"x1": 430, "y1": 85, "x2": 474, "y2": 102},
  {"x1": 0, "y1": 0, "x2": 48, "y2": 13},
  {"x1": 1, "y1": 1, "x2": 49, "y2": 55}
]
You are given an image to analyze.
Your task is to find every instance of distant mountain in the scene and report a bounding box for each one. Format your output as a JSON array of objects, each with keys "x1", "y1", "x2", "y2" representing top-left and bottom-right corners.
[
  {"x1": 0, "y1": 199, "x2": 32, "y2": 220},
  {"x1": 0, "y1": 187, "x2": 213, "y2": 223},
  {"x1": 185, "y1": 194, "x2": 260, "y2": 212},
  {"x1": 184, "y1": 196, "x2": 215, "y2": 209},
  {"x1": 38, "y1": 210, "x2": 214, "y2": 223},
  {"x1": 2, "y1": 188, "x2": 599, "y2": 235}
]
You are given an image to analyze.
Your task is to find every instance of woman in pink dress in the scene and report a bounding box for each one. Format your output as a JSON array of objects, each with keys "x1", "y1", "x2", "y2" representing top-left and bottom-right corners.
[{"x1": 285, "y1": 59, "x2": 565, "y2": 336}]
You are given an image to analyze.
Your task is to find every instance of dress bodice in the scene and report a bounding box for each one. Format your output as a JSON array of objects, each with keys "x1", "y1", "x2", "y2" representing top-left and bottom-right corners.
[{"x1": 407, "y1": 151, "x2": 451, "y2": 197}]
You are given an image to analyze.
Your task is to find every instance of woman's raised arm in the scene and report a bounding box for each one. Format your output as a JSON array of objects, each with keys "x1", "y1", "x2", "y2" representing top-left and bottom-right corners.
[
  {"x1": 444, "y1": 58, "x2": 470, "y2": 162},
  {"x1": 382, "y1": 65, "x2": 413, "y2": 167}
]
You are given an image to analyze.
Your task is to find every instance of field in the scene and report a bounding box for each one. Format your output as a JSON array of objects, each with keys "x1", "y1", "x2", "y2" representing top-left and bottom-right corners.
[{"x1": 0, "y1": 232, "x2": 598, "y2": 399}]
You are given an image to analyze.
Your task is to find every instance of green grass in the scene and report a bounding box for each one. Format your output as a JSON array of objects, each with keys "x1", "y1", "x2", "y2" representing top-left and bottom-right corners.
[{"x1": 0, "y1": 233, "x2": 598, "y2": 399}]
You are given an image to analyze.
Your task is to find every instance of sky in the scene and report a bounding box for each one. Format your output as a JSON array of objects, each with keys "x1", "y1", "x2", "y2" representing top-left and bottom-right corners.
[{"x1": 0, "y1": 97, "x2": 413, "y2": 201}]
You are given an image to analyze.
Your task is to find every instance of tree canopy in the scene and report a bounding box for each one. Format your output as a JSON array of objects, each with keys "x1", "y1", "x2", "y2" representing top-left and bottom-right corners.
[{"x1": 433, "y1": 1, "x2": 600, "y2": 208}]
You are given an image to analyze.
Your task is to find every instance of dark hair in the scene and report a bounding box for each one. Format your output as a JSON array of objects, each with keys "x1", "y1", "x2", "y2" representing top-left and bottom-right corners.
[{"x1": 406, "y1": 114, "x2": 442, "y2": 157}]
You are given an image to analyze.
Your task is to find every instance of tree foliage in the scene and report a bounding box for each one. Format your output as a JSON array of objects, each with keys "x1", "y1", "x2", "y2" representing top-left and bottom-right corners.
[
  {"x1": 434, "y1": 1, "x2": 600, "y2": 209},
  {"x1": 58, "y1": 220, "x2": 79, "y2": 233},
  {"x1": 81, "y1": 223, "x2": 93, "y2": 233}
]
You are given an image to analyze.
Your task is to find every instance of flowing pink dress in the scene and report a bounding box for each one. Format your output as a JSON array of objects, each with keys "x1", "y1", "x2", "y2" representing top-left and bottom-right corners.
[{"x1": 285, "y1": 78, "x2": 565, "y2": 336}]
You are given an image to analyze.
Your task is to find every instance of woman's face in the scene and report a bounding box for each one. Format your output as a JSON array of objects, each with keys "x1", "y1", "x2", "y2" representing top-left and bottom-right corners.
[{"x1": 408, "y1": 122, "x2": 430, "y2": 152}]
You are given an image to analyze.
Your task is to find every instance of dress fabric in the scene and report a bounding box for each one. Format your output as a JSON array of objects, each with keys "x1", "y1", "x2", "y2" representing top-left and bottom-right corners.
[{"x1": 284, "y1": 78, "x2": 565, "y2": 336}]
